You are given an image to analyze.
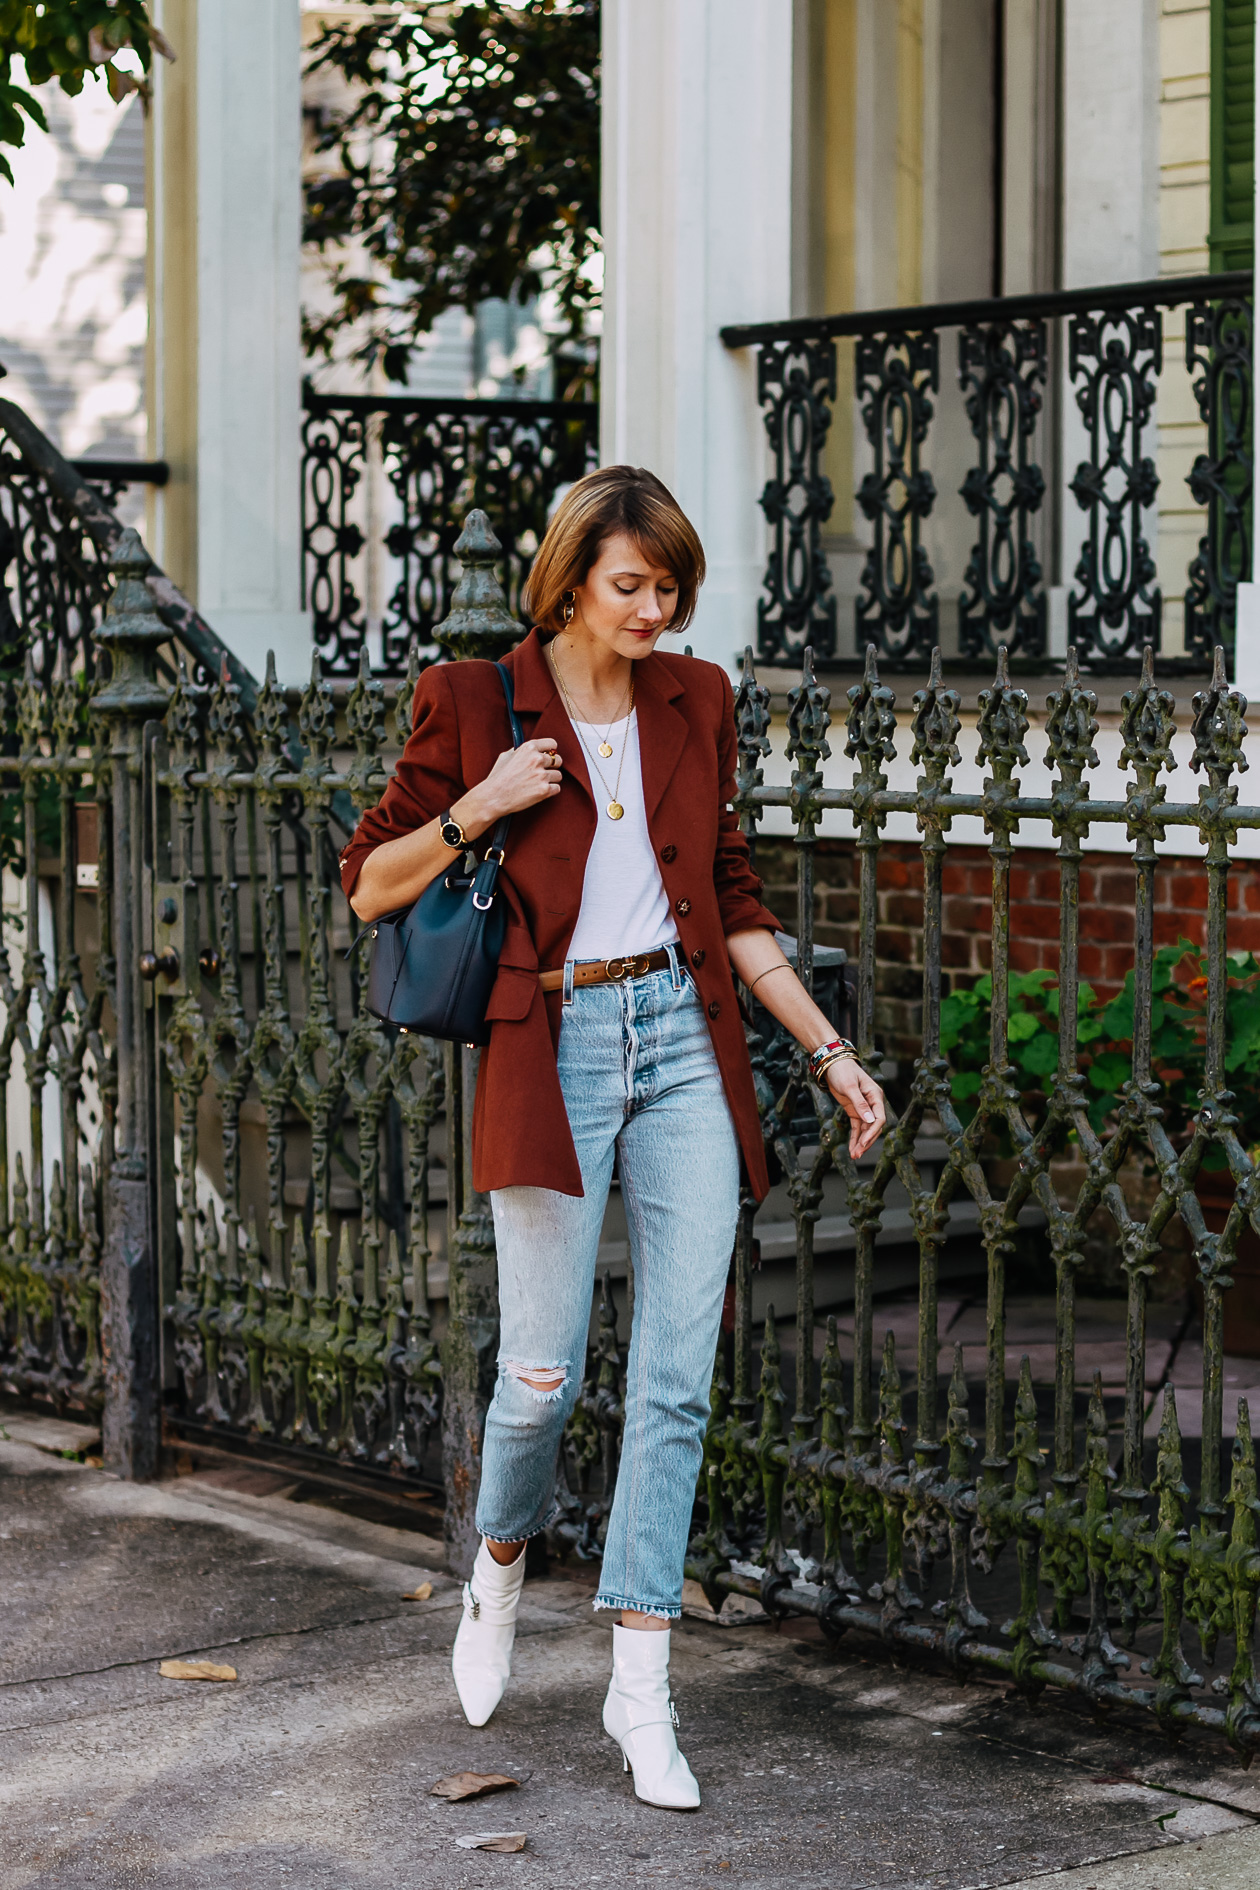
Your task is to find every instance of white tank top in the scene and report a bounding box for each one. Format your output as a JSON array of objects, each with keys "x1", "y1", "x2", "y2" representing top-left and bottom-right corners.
[{"x1": 565, "y1": 709, "x2": 679, "y2": 962}]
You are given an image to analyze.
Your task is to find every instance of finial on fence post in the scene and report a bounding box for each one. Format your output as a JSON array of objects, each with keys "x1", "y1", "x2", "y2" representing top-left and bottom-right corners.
[
  {"x1": 92, "y1": 528, "x2": 170, "y2": 705},
  {"x1": 433, "y1": 509, "x2": 524, "y2": 662}
]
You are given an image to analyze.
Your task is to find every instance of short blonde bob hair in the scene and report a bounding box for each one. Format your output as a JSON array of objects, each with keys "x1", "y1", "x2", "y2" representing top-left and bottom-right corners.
[{"x1": 524, "y1": 465, "x2": 706, "y2": 636}]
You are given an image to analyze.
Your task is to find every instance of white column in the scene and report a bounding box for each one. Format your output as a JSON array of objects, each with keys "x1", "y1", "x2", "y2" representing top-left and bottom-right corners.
[
  {"x1": 194, "y1": 0, "x2": 307, "y2": 681},
  {"x1": 149, "y1": 0, "x2": 308, "y2": 683},
  {"x1": 1057, "y1": 0, "x2": 1161, "y2": 655},
  {"x1": 1061, "y1": 0, "x2": 1161, "y2": 289},
  {"x1": 600, "y1": 0, "x2": 795, "y2": 674}
]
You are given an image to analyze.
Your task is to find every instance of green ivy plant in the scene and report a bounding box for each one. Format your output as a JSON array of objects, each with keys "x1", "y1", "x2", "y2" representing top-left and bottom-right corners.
[
  {"x1": 941, "y1": 942, "x2": 1260, "y2": 1169},
  {"x1": 0, "y1": 1, "x2": 173, "y2": 185}
]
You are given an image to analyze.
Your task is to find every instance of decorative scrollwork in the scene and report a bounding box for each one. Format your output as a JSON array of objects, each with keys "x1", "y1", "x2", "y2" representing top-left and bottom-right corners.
[
  {"x1": 302, "y1": 389, "x2": 599, "y2": 675},
  {"x1": 0, "y1": 427, "x2": 112, "y2": 682},
  {"x1": 300, "y1": 398, "x2": 369, "y2": 671},
  {"x1": 957, "y1": 320, "x2": 1047, "y2": 659},
  {"x1": 855, "y1": 328, "x2": 939, "y2": 660},
  {"x1": 1066, "y1": 306, "x2": 1162, "y2": 664},
  {"x1": 754, "y1": 338, "x2": 838, "y2": 664},
  {"x1": 1184, "y1": 295, "x2": 1253, "y2": 662}
]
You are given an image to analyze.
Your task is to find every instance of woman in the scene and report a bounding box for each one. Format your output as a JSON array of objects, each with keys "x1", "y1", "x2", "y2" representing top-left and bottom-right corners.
[{"x1": 341, "y1": 466, "x2": 885, "y2": 1810}]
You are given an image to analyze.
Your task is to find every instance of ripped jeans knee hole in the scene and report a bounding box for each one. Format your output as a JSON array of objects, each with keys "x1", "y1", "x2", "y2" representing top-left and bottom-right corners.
[{"x1": 503, "y1": 1359, "x2": 570, "y2": 1403}]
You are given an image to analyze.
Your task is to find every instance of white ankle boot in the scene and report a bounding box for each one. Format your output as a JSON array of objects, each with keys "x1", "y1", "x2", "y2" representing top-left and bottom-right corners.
[
  {"x1": 451, "y1": 1540, "x2": 526, "y2": 1727},
  {"x1": 602, "y1": 1625, "x2": 700, "y2": 1810}
]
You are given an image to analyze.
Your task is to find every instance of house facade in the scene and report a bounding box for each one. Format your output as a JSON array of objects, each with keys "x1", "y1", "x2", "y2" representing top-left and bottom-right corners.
[{"x1": 1, "y1": 0, "x2": 1257, "y2": 1037}]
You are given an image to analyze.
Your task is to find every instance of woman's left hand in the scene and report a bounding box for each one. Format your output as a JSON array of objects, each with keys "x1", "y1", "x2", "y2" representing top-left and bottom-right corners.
[{"x1": 825, "y1": 1056, "x2": 887, "y2": 1160}]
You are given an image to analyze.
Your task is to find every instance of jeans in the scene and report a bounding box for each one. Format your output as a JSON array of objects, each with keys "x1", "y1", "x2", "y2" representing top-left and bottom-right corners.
[{"x1": 476, "y1": 950, "x2": 740, "y2": 1619}]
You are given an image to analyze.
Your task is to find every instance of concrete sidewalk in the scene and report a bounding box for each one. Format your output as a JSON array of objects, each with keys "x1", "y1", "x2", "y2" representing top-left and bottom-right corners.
[{"x1": 3, "y1": 1412, "x2": 1259, "y2": 1890}]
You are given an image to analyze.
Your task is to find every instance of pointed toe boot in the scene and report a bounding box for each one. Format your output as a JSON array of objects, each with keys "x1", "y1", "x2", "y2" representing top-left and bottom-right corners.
[
  {"x1": 602, "y1": 1624, "x2": 700, "y2": 1810},
  {"x1": 451, "y1": 1540, "x2": 526, "y2": 1728}
]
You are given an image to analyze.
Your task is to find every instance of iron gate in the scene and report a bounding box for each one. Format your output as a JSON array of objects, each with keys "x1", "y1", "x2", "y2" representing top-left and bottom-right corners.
[{"x1": 2, "y1": 395, "x2": 1260, "y2": 1759}]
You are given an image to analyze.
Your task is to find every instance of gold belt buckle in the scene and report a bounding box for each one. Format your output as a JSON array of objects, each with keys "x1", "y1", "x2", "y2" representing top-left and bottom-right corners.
[{"x1": 603, "y1": 953, "x2": 652, "y2": 983}]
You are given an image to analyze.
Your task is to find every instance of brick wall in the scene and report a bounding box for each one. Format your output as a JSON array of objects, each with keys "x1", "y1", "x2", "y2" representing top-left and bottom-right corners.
[{"x1": 755, "y1": 838, "x2": 1260, "y2": 1064}]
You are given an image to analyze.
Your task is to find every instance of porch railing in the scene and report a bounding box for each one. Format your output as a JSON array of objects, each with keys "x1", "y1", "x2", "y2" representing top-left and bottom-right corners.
[
  {"x1": 300, "y1": 386, "x2": 599, "y2": 675},
  {"x1": 722, "y1": 271, "x2": 1253, "y2": 674}
]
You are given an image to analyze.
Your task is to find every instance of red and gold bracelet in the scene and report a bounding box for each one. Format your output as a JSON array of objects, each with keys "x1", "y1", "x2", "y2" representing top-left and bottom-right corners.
[{"x1": 808, "y1": 1037, "x2": 859, "y2": 1084}]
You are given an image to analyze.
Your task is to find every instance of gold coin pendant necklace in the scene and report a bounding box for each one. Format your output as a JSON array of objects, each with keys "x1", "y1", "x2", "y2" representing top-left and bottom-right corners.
[{"x1": 552, "y1": 650, "x2": 634, "y2": 821}]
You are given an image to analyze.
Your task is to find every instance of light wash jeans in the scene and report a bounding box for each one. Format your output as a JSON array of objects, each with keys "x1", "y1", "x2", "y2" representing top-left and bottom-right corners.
[{"x1": 476, "y1": 949, "x2": 740, "y2": 1619}]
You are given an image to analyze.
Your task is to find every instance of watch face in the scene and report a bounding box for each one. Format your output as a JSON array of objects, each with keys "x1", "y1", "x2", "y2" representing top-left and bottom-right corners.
[{"x1": 441, "y1": 819, "x2": 463, "y2": 848}]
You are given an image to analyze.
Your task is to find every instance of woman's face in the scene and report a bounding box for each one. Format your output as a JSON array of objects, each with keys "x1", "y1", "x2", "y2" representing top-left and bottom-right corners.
[{"x1": 567, "y1": 532, "x2": 679, "y2": 659}]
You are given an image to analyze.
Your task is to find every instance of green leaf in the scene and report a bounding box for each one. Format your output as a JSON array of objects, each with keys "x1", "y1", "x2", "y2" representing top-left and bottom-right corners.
[
  {"x1": 1088, "y1": 1051, "x2": 1132, "y2": 1095},
  {"x1": 1018, "y1": 1034, "x2": 1060, "y2": 1077},
  {"x1": 952, "y1": 1071, "x2": 984, "y2": 1102},
  {"x1": 1102, "y1": 976, "x2": 1135, "y2": 1041},
  {"x1": 1007, "y1": 1010, "x2": 1041, "y2": 1042},
  {"x1": 1011, "y1": 968, "x2": 1056, "y2": 1001}
]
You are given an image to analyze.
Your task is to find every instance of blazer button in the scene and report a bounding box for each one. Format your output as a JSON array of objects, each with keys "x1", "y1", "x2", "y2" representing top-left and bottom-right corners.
[
  {"x1": 707, "y1": 1000, "x2": 721, "y2": 1019},
  {"x1": 691, "y1": 948, "x2": 705, "y2": 968},
  {"x1": 675, "y1": 897, "x2": 691, "y2": 915},
  {"x1": 660, "y1": 844, "x2": 677, "y2": 863}
]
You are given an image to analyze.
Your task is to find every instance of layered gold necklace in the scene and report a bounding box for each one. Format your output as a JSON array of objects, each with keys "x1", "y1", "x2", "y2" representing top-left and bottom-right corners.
[{"x1": 551, "y1": 648, "x2": 635, "y2": 821}]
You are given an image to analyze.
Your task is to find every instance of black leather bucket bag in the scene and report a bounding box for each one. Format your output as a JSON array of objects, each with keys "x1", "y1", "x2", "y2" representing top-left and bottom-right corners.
[{"x1": 361, "y1": 661, "x2": 522, "y2": 1046}]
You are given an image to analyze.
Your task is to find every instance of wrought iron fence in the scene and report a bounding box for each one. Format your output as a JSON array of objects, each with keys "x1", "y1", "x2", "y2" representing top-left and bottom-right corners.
[
  {"x1": 3, "y1": 390, "x2": 1260, "y2": 1758},
  {"x1": 721, "y1": 271, "x2": 1254, "y2": 675},
  {"x1": 301, "y1": 387, "x2": 599, "y2": 676},
  {"x1": 0, "y1": 660, "x2": 113, "y2": 1421},
  {"x1": 672, "y1": 633, "x2": 1260, "y2": 1757},
  {"x1": 153, "y1": 633, "x2": 447, "y2": 1482},
  {"x1": 0, "y1": 398, "x2": 249, "y2": 1442}
]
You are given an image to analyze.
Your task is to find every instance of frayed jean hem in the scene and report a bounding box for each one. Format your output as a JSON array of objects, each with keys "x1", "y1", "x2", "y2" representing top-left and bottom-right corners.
[
  {"x1": 593, "y1": 1594, "x2": 681, "y2": 1621},
  {"x1": 477, "y1": 1504, "x2": 558, "y2": 1546}
]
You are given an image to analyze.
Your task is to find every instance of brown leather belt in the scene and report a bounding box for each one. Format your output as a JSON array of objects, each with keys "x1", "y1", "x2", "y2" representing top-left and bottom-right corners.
[{"x1": 538, "y1": 947, "x2": 675, "y2": 994}]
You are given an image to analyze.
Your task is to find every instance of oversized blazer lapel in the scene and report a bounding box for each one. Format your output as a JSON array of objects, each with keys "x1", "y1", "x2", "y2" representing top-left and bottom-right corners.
[
  {"x1": 506, "y1": 631, "x2": 688, "y2": 826},
  {"x1": 632, "y1": 652, "x2": 689, "y2": 828},
  {"x1": 505, "y1": 628, "x2": 594, "y2": 810}
]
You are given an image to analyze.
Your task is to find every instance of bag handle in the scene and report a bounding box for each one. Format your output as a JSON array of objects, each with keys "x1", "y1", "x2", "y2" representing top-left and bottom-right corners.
[
  {"x1": 470, "y1": 660, "x2": 520, "y2": 909},
  {"x1": 347, "y1": 659, "x2": 523, "y2": 950}
]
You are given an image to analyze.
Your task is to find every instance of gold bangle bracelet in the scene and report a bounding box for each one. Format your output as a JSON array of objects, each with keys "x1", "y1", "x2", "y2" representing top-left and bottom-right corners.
[
  {"x1": 810, "y1": 1050, "x2": 852, "y2": 1084},
  {"x1": 747, "y1": 964, "x2": 793, "y2": 995}
]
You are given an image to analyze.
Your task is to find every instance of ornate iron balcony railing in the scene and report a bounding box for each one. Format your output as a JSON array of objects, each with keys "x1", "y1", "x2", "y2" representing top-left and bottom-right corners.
[
  {"x1": 300, "y1": 385, "x2": 599, "y2": 676},
  {"x1": 721, "y1": 271, "x2": 1254, "y2": 676}
]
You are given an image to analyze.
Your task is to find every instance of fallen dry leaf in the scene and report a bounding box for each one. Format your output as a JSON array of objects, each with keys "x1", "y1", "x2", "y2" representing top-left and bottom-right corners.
[
  {"x1": 159, "y1": 1659, "x2": 237, "y2": 1682},
  {"x1": 454, "y1": 1832, "x2": 527, "y2": 1852},
  {"x1": 400, "y1": 1582, "x2": 433, "y2": 1601},
  {"x1": 430, "y1": 1772, "x2": 519, "y2": 1803}
]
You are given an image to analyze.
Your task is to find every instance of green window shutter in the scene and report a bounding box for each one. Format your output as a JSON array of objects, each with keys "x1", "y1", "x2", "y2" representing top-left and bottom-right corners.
[{"x1": 1211, "y1": 0, "x2": 1256, "y2": 271}]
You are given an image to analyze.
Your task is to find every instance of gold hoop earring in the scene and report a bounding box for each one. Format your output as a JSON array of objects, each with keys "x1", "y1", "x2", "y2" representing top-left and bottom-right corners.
[{"x1": 562, "y1": 592, "x2": 575, "y2": 627}]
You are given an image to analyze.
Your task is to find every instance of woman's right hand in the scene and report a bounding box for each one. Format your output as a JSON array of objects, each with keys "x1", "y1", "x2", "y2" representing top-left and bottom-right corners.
[
  {"x1": 349, "y1": 738, "x2": 562, "y2": 922},
  {"x1": 468, "y1": 737, "x2": 564, "y2": 823}
]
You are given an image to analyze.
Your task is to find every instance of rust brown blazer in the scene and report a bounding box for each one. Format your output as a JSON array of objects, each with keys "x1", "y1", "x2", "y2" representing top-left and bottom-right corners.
[{"x1": 339, "y1": 628, "x2": 783, "y2": 1201}]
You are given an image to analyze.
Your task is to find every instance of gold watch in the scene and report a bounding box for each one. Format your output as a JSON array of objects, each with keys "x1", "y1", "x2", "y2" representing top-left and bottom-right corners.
[{"x1": 438, "y1": 810, "x2": 467, "y2": 850}]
